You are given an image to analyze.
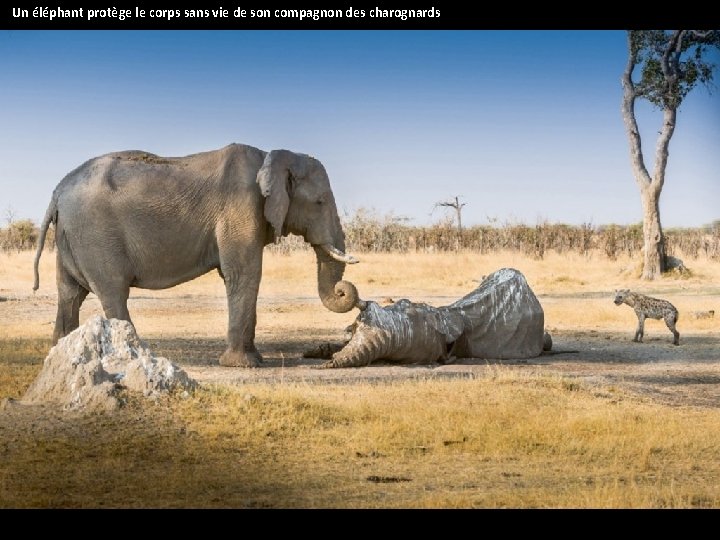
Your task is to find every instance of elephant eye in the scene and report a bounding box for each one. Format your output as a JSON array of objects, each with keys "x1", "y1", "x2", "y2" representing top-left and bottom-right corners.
[{"x1": 316, "y1": 198, "x2": 324, "y2": 205}]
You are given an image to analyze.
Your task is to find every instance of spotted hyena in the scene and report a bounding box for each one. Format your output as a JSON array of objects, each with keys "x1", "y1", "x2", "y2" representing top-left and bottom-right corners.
[{"x1": 613, "y1": 289, "x2": 680, "y2": 345}]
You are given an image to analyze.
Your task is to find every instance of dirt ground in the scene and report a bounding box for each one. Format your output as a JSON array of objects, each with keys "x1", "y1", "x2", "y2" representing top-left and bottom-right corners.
[
  {"x1": 6, "y1": 291, "x2": 718, "y2": 412},
  {"x1": 4, "y1": 331, "x2": 719, "y2": 460},
  {"x1": 2, "y1": 248, "x2": 719, "y2": 416},
  {"x1": 178, "y1": 330, "x2": 720, "y2": 409},
  {"x1": 3, "y1": 250, "x2": 718, "y2": 510}
]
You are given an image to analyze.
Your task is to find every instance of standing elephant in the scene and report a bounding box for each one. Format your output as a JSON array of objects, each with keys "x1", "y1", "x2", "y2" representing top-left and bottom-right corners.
[{"x1": 33, "y1": 143, "x2": 360, "y2": 367}]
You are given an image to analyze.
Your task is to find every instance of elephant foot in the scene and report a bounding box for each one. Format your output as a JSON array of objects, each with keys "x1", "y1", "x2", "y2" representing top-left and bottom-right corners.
[
  {"x1": 317, "y1": 355, "x2": 365, "y2": 369},
  {"x1": 219, "y1": 348, "x2": 263, "y2": 368},
  {"x1": 316, "y1": 359, "x2": 344, "y2": 369}
]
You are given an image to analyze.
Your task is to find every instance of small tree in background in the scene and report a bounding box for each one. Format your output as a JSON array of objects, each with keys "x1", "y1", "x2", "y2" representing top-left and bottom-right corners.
[
  {"x1": 621, "y1": 30, "x2": 720, "y2": 279},
  {"x1": 433, "y1": 196, "x2": 466, "y2": 251},
  {"x1": 0, "y1": 219, "x2": 38, "y2": 250}
]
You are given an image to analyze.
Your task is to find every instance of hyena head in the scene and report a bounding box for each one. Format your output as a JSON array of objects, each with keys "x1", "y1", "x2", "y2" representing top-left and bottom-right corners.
[{"x1": 614, "y1": 289, "x2": 631, "y2": 306}]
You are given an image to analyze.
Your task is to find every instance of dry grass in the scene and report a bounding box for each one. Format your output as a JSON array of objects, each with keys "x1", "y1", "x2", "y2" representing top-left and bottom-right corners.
[
  {"x1": 2, "y1": 374, "x2": 719, "y2": 508},
  {"x1": 4, "y1": 248, "x2": 719, "y2": 339},
  {"x1": 1, "y1": 248, "x2": 719, "y2": 508}
]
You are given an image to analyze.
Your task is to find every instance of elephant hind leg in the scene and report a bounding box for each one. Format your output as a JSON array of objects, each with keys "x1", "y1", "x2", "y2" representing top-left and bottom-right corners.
[
  {"x1": 96, "y1": 284, "x2": 132, "y2": 324},
  {"x1": 53, "y1": 265, "x2": 90, "y2": 344}
]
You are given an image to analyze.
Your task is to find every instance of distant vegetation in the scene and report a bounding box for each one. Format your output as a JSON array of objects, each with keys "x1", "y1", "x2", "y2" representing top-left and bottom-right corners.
[
  {"x1": 0, "y1": 218, "x2": 47, "y2": 252},
  {"x1": 2, "y1": 208, "x2": 719, "y2": 261},
  {"x1": 338, "y1": 209, "x2": 720, "y2": 261}
]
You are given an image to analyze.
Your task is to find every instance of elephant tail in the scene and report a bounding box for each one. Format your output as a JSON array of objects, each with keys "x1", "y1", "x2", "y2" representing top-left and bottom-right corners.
[{"x1": 33, "y1": 195, "x2": 57, "y2": 292}]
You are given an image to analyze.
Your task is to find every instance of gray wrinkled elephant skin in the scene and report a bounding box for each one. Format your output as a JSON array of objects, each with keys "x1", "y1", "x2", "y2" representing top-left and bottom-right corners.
[
  {"x1": 33, "y1": 143, "x2": 359, "y2": 368},
  {"x1": 319, "y1": 268, "x2": 546, "y2": 368}
]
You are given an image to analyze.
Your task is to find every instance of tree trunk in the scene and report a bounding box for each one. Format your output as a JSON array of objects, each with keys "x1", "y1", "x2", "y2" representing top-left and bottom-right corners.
[
  {"x1": 621, "y1": 32, "x2": 675, "y2": 280},
  {"x1": 639, "y1": 184, "x2": 666, "y2": 279}
]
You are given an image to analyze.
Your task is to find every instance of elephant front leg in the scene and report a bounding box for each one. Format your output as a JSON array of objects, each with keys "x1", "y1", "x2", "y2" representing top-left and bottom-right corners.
[{"x1": 219, "y1": 268, "x2": 264, "y2": 368}]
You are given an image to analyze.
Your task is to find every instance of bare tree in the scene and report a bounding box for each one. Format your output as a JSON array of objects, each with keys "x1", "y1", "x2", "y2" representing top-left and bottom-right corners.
[
  {"x1": 5, "y1": 205, "x2": 16, "y2": 226},
  {"x1": 621, "y1": 30, "x2": 719, "y2": 279},
  {"x1": 434, "y1": 195, "x2": 466, "y2": 233},
  {"x1": 433, "y1": 196, "x2": 466, "y2": 250}
]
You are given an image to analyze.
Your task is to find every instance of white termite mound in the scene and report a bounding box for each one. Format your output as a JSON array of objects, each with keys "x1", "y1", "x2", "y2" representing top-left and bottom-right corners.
[{"x1": 19, "y1": 315, "x2": 197, "y2": 412}]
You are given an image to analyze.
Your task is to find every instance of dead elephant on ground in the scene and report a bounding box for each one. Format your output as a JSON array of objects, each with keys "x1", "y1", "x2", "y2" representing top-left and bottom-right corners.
[{"x1": 306, "y1": 267, "x2": 549, "y2": 368}]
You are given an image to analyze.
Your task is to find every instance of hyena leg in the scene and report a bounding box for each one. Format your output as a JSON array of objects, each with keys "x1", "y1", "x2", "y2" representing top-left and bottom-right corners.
[
  {"x1": 634, "y1": 314, "x2": 645, "y2": 343},
  {"x1": 665, "y1": 313, "x2": 680, "y2": 346}
]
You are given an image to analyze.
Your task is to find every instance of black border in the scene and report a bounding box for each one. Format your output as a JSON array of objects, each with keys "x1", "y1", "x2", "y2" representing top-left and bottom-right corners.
[{"x1": 3, "y1": 3, "x2": 714, "y2": 30}]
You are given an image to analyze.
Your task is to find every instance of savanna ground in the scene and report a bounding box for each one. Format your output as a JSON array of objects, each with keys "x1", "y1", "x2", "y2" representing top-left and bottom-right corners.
[{"x1": 1, "y1": 248, "x2": 719, "y2": 508}]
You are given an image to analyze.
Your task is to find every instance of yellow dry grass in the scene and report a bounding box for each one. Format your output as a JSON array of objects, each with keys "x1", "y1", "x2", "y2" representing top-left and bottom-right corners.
[
  {"x1": 4, "y1": 248, "x2": 718, "y2": 339},
  {"x1": 1, "y1": 248, "x2": 719, "y2": 508},
  {"x1": 1, "y1": 374, "x2": 719, "y2": 508}
]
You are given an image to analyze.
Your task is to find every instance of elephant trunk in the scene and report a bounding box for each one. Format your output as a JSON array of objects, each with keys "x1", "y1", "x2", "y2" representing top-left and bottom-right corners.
[{"x1": 314, "y1": 244, "x2": 360, "y2": 313}]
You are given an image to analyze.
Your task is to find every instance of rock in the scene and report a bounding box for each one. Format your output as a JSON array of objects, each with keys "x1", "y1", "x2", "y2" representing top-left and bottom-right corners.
[
  {"x1": 665, "y1": 255, "x2": 688, "y2": 274},
  {"x1": 21, "y1": 315, "x2": 197, "y2": 412}
]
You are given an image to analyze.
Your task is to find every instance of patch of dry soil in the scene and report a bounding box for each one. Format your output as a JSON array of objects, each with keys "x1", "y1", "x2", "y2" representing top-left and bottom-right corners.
[{"x1": 182, "y1": 330, "x2": 720, "y2": 409}]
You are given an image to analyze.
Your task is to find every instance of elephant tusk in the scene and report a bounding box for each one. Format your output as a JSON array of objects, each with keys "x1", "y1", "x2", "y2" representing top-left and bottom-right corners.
[{"x1": 319, "y1": 244, "x2": 360, "y2": 264}]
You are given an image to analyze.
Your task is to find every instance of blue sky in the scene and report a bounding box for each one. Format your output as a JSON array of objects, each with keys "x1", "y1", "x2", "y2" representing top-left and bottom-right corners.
[{"x1": 1, "y1": 30, "x2": 718, "y2": 229}]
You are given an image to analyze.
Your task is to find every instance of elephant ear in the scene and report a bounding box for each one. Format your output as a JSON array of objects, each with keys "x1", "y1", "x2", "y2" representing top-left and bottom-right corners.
[{"x1": 257, "y1": 150, "x2": 307, "y2": 239}]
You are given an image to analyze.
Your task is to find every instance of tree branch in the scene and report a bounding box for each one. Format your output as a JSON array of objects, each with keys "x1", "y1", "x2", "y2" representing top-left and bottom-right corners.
[
  {"x1": 660, "y1": 31, "x2": 684, "y2": 107},
  {"x1": 621, "y1": 31, "x2": 652, "y2": 188},
  {"x1": 653, "y1": 107, "x2": 676, "y2": 194}
]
